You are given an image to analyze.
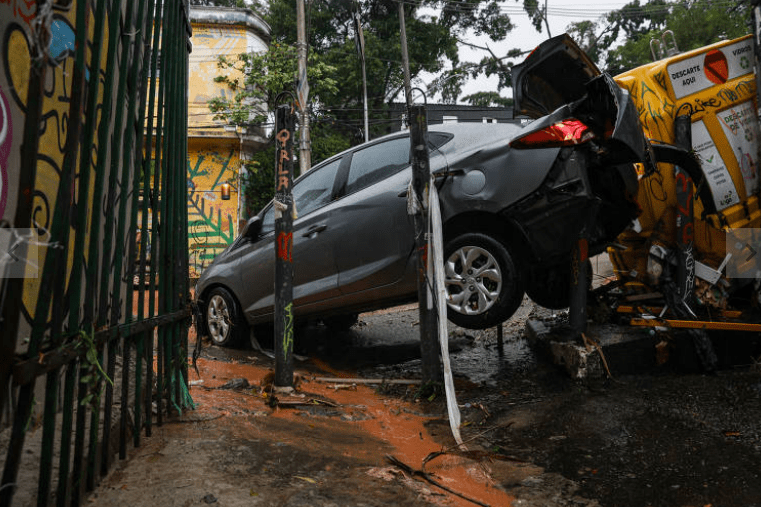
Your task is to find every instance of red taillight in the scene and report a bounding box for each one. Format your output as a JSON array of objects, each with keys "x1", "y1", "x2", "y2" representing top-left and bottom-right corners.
[{"x1": 510, "y1": 119, "x2": 595, "y2": 149}]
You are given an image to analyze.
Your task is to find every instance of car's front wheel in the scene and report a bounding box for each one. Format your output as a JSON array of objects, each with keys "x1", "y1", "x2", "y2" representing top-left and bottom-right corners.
[
  {"x1": 444, "y1": 233, "x2": 524, "y2": 329},
  {"x1": 205, "y1": 287, "x2": 248, "y2": 348}
]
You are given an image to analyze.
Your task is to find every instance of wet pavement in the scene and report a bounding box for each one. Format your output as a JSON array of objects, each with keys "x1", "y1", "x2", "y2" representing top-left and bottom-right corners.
[{"x1": 89, "y1": 281, "x2": 761, "y2": 506}]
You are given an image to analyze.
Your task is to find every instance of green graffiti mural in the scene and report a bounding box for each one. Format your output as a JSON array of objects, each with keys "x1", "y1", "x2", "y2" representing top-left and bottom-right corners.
[{"x1": 187, "y1": 145, "x2": 238, "y2": 277}]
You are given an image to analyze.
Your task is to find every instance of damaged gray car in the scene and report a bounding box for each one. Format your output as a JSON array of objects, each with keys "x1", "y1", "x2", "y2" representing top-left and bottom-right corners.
[{"x1": 196, "y1": 34, "x2": 652, "y2": 347}]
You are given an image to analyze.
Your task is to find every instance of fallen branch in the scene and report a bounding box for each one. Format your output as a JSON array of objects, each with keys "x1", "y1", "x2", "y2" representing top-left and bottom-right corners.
[
  {"x1": 274, "y1": 398, "x2": 338, "y2": 408},
  {"x1": 385, "y1": 455, "x2": 492, "y2": 507},
  {"x1": 423, "y1": 448, "x2": 527, "y2": 470},
  {"x1": 314, "y1": 377, "x2": 421, "y2": 385},
  {"x1": 582, "y1": 333, "x2": 619, "y2": 382}
]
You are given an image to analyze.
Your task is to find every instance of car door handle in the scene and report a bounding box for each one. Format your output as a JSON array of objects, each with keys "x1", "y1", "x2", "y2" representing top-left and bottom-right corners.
[{"x1": 302, "y1": 224, "x2": 327, "y2": 237}]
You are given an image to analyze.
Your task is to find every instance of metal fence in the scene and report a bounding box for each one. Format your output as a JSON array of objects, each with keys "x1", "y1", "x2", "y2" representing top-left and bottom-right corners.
[{"x1": 0, "y1": 0, "x2": 193, "y2": 505}]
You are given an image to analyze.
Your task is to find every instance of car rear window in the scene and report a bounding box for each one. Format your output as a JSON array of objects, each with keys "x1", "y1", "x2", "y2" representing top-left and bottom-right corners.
[
  {"x1": 428, "y1": 132, "x2": 453, "y2": 150},
  {"x1": 345, "y1": 137, "x2": 410, "y2": 194}
]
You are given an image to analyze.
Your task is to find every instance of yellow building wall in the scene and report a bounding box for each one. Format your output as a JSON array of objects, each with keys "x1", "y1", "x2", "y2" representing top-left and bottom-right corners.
[
  {"x1": 186, "y1": 12, "x2": 269, "y2": 278},
  {"x1": 187, "y1": 137, "x2": 240, "y2": 278}
]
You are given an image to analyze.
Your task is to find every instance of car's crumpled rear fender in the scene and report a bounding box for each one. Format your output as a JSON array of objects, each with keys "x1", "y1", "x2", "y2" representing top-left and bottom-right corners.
[{"x1": 437, "y1": 144, "x2": 561, "y2": 220}]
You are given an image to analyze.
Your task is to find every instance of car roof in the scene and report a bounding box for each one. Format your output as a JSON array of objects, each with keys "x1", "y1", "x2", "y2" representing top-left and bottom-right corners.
[{"x1": 303, "y1": 121, "x2": 523, "y2": 177}]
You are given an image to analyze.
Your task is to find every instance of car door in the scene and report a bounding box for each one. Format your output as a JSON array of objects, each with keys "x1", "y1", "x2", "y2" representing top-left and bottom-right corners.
[
  {"x1": 237, "y1": 156, "x2": 345, "y2": 320},
  {"x1": 329, "y1": 136, "x2": 417, "y2": 303}
]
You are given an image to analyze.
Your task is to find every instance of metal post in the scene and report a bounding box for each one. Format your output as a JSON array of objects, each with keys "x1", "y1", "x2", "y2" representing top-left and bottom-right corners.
[
  {"x1": 354, "y1": 10, "x2": 369, "y2": 142},
  {"x1": 674, "y1": 115, "x2": 695, "y2": 302},
  {"x1": 296, "y1": 0, "x2": 310, "y2": 175},
  {"x1": 752, "y1": 0, "x2": 761, "y2": 118},
  {"x1": 409, "y1": 105, "x2": 441, "y2": 386},
  {"x1": 667, "y1": 115, "x2": 716, "y2": 371},
  {"x1": 569, "y1": 238, "x2": 590, "y2": 334},
  {"x1": 569, "y1": 204, "x2": 597, "y2": 336},
  {"x1": 274, "y1": 105, "x2": 296, "y2": 389},
  {"x1": 398, "y1": 3, "x2": 412, "y2": 108}
]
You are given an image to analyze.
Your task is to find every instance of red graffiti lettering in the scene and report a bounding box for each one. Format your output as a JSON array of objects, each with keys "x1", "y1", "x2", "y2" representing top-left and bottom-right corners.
[
  {"x1": 278, "y1": 149, "x2": 290, "y2": 169},
  {"x1": 277, "y1": 232, "x2": 293, "y2": 262},
  {"x1": 578, "y1": 238, "x2": 588, "y2": 262},
  {"x1": 676, "y1": 171, "x2": 691, "y2": 193},
  {"x1": 276, "y1": 128, "x2": 290, "y2": 146},
  {"x1": 682, "y1": 222, "x2": 694, "y2": 244}
]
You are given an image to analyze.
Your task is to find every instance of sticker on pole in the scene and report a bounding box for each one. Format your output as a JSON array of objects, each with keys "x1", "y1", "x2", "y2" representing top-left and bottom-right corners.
[
  {"x1": 668, "y1": 38, "x2": 753, "y2": 99},
  {"x1": 691, "y1": 119, "x2": 740, "y2": 210},
  {"x1": 717, "y1": 100, "x2": 760, "y2": 197}
]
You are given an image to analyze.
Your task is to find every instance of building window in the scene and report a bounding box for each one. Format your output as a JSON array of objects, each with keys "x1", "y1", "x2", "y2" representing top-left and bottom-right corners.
[
  {"x1": 442, "y1": 115, "x2": 458, "y2": 124},
  {"x1": 482, "y1": 117, "x2": 497, "y2": 123}
]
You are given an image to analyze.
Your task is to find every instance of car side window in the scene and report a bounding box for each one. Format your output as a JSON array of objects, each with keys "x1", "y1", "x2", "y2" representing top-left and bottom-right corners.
[
  {"x1": 345, "y1": 137, "x2": 410, "y2": 195},
  {"x1": 260, "y1": 157, "x2": 342, "y2": 235}
]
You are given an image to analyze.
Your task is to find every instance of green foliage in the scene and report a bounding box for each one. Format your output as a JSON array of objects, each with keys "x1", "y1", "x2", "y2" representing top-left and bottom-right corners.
[
  {"x1": 264, "y1": 0, "x2": 515, "y2": 125},
  {"x1": 239, "y1": 124, "x2": 351, "y2": 218},
  {"x1": 208, "y1": 43, "x2": 338, "y2": 128},
  {"x1": 189, "y1": 0, "x2": 250, "y2": 7},
  {"x1": 73, "y1": 327, "x2": 112, "y2": 411},
  {"x1": 462, "y1": 91, "x2": 513, "y2": 108},
  {"x1": 567, "y1": 0, "x2": 751, "y2": 76}
]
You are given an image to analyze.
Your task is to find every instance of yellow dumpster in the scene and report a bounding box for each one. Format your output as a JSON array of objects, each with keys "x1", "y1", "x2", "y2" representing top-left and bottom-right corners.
[{"x1": 610, "y1": 34, "x2": 761, "y2": 303}]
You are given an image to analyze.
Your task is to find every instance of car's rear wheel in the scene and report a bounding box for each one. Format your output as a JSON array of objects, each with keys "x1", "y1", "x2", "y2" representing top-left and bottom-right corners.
[
  {"x1": 205, "y1": 287, "x2": 247, "y2": 348},
  {"x1": 444, "y1": 233, "x2": 524, "y2": 329}
]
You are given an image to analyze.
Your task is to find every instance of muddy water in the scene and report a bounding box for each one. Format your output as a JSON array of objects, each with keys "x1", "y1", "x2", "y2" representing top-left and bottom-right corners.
[{"x1": 190, "y1": 357, "x2": 515, "y2": 507}]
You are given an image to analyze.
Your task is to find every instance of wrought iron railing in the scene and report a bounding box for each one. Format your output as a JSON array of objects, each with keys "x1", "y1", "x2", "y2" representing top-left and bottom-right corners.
[{"x1": 0, "y1": 0, "x2": 193, "y2": 505}]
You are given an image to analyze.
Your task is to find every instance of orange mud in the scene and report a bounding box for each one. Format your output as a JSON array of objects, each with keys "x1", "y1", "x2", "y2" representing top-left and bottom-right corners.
[{"x1": 190, "y1": 357, "x2": 515, "y2": 507}]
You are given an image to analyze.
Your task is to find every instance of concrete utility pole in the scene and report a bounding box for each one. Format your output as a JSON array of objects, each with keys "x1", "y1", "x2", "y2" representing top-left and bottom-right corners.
[
  {"x1": 296, "y1": 0, "x2": 311, "y2": 175},
  {"x1": 399, "y1": 3, "x2": 441, "y2": 387}
]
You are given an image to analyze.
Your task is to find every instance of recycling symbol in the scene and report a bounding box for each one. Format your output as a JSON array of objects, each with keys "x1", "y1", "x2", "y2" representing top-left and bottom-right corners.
[{"x1": 741, "y1": 55, "x2": 750, "y2": 70}]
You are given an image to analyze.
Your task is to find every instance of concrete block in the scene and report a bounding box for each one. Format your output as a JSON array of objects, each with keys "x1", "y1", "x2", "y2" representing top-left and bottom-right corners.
[{"x1": 526, "y1": 319, "x2": 657, "y2": 379}]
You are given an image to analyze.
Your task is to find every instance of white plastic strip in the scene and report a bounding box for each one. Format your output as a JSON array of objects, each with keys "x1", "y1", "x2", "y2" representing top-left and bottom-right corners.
[{"x1": 428, "y1": 178, "x2": 463, "y2": 446}]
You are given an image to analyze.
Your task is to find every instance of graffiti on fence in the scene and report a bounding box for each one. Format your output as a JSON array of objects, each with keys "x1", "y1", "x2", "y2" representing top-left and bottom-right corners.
[{"x1": 1, "y1": 0, "x2": 111, "y2": 329}]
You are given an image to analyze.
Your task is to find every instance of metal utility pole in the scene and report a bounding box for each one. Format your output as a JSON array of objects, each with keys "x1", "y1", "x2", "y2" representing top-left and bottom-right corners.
[
  {"x1": 399, "y1": 4, "x2": 441, "y2": 387},
  {"x1": 296, "y1": 0, "x2": 311, "y2": 175},
  {"x1": 398, "y1": 3, "x2": 412, "y2": 108},
  {"x1": 273, "y1": 105, "x2": 296, "y2": 389},
  {"x1": 354, "y1": 9, "x2": 369, "y2": 143}
]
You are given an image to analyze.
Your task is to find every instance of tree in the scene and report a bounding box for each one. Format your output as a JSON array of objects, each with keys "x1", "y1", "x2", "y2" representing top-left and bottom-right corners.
[
  {"x1": 209, "y1": 41, "x2": 341, "y2": 217},
  {"x1": 462, "y1": 91, "x2": 513, "y2": 108},
  {"x1": 189, "y1": 0, "x2": 248, "y2": 7},
  {"x1": 566, "y1": 0, "x2": 750, "y2": 76},
  {"x1": 263, "y1": 0, "x2": 517, "y2": 135}
]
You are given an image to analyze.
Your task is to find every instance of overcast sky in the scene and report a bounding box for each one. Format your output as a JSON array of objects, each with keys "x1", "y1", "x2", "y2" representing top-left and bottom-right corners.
[{"x1": 419, "y1": 0, "x2": 634, "y2": 103}]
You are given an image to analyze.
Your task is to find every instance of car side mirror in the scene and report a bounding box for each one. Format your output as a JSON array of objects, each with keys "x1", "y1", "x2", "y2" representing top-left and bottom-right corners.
[{"x1": 241, "y1": 216, "x2": 262, "y2": 240}]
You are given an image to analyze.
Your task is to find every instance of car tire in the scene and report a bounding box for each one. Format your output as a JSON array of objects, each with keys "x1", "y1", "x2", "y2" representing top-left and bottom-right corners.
[
  {"x1": 323, "y1": 313, "x2": 359, "y2": 331},
  {"x1": 204, "y1": 287, "x2": 247, "y2": 348},
  {"x1": 527, "y1": 260, "x2": 592, "y2": 309},
  {"x1": 444, "y1": 233, "x2": 524, "y2": 329}
]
